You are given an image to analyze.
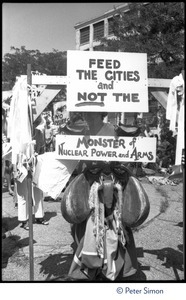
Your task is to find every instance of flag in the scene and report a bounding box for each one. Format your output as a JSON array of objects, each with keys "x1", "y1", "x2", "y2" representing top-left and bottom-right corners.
[{"x1": 7, "y1": 76, "x2": 34, "y2": 166}]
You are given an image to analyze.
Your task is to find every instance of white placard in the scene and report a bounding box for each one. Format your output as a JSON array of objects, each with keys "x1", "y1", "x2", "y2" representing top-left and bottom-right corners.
[
  {"x1": 16, "y1": 165, "x2": 28, "y2": 182},
  {"x1": 55, "y1": 135, "x2": 156, "y2": 162},
  {"x1": 67, "y1": 50, "x2": 148, "y2": 112}
]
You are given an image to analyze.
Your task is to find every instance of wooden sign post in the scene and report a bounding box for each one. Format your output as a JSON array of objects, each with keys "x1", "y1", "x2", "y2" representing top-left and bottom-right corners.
[{"x1": 27, "y1": 64, "x2": 34, "y2": 281}]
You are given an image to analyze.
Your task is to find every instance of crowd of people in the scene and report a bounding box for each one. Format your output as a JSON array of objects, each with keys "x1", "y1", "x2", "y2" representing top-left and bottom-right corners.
[
  {"x1": 129, "y1": 116, "x2": 177, "y2": 176},
  {"x1": 2, "y1": 106, "x2": 178, "y2": 201},
  {"x1": 2, "y1": 106, "x2": 64, "y2": 231},
  {"x1": 141, "y1": 128, "x2": 177, "y2": 176},
  {"x1": 2, "y1": 107, "x2": 177, "y2": 187}
]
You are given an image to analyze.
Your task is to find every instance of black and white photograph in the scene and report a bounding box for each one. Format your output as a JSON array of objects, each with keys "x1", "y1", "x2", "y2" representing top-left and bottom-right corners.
[{"x1": 2, "y1": 2, "x2": 185, "y2": 298}]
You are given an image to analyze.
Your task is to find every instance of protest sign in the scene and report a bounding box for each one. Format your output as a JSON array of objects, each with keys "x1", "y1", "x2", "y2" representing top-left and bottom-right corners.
[
  {"x1": 55, "y1": 135, "x2": 156, "y2": 162},
  {"x1": 67, "y1": 50, "x2": 148, "y2": 112}
]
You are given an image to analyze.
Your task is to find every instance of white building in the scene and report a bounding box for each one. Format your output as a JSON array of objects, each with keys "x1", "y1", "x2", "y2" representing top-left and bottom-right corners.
[{"x1": 74, "y1": 3, "x2": 130, "y2": 52}]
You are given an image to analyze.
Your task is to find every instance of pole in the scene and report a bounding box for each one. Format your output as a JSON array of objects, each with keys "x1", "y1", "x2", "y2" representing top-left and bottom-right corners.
[
  {"x1": 27, "y1": 64, "x2": 34, "y2": 281},
  {"x1": 182, "y1": 149, "x2": 185, "y2": 189},
  {"x1": 181, "y1": 148, "x2": 185, "y2": 272},
  {"x1": 181, "y1": 68, "x2": 185, "y2": 272}
]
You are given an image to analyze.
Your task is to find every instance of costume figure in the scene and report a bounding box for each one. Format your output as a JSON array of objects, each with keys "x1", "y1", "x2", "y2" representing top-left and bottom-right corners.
[{"x1": 61, "y1": 112, "x2": 150, "y2": 281}]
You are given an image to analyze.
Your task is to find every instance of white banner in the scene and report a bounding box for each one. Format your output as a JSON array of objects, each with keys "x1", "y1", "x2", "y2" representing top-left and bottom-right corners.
[
  {"x1": 55, "y1": 135, "x2": 156, "y2": 162},
  {"x1": 67, "y1": 50, "x2": 148, "y2": 112}
]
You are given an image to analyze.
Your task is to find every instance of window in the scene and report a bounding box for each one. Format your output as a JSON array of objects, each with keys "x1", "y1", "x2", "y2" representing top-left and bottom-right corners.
[
  {"x1": 93, "y1": 21, "x2": 104, "y2": 40},
  {"x1": 80, "y1": 27, "x2": 90, "y2": 44},
  {"x1": 108, "y1": 17, "x2": 114, "y2": 35}
]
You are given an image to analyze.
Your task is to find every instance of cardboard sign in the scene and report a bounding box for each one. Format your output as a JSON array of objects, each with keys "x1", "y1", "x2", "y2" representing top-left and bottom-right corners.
[
  {"x1": 67, "y1": 50, "x2": 148, "y2": 112},
  {"x1": 55, "y1": 135, "x2": 156, "y2": 162}
]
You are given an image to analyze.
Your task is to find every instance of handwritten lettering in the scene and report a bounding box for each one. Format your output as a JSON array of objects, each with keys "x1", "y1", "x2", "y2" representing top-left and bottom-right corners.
[
  {"x1": 130, "y1": 147, "x2": 154, "y2": 161},
  {"x1": 76, "y1": 137, "x2": 126, "y2": 149}
]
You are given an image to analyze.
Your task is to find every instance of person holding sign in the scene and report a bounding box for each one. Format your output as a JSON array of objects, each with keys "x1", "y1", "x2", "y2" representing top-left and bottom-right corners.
[{"x1": 61, "y1": 112, "x2": 149, "y2": 281}]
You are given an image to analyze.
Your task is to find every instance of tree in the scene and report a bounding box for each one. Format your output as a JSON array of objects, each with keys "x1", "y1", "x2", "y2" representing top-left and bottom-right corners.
[
  {"x1": 2, "y1": 46, "x2": 67, "y2": 90},
  {"x1": 98, "y1": 2, "x2": 184, "y2": 79}
]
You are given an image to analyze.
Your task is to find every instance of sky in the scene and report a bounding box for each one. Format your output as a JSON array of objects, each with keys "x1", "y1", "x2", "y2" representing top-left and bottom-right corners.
[{"x1": 2, "y1": 2, "x2": 123, "y2": 56}]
